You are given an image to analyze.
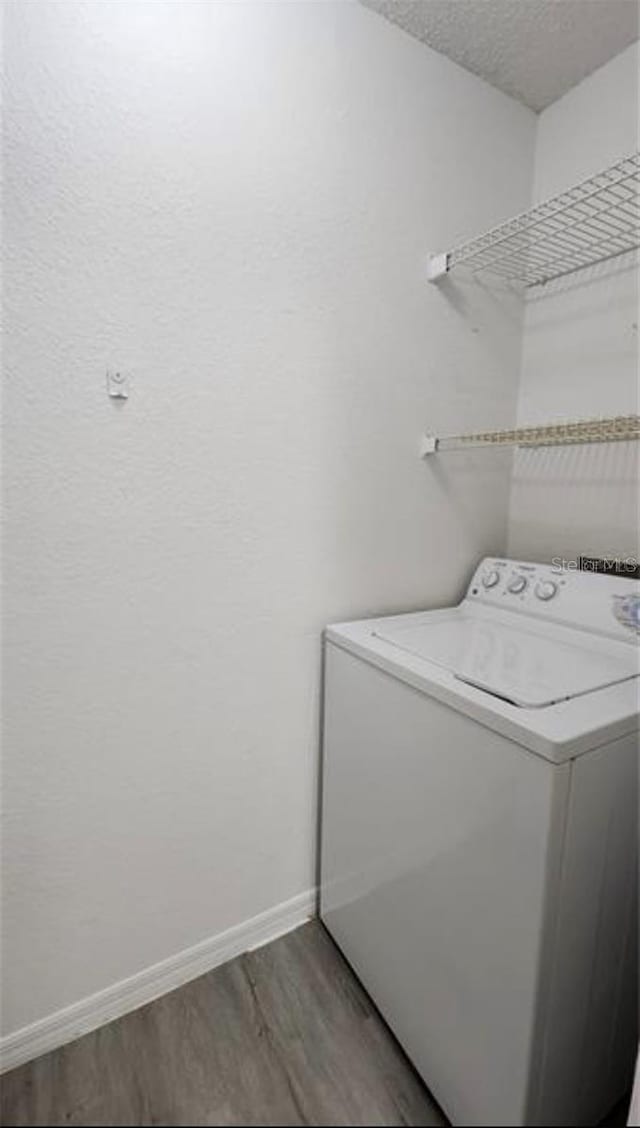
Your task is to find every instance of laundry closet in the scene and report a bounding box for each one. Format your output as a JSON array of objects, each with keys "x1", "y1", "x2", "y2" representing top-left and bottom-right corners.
[{"x1": 1, "y1": 3, "x2": 638, "y2": 1126}]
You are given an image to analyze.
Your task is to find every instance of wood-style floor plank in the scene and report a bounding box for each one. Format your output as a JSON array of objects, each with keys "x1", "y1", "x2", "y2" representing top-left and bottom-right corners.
[{"x1": 0, "y1": 921, "x2": 446, "y2": 1127}]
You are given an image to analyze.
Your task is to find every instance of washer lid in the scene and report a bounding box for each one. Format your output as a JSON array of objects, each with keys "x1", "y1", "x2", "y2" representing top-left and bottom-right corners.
[{"x1": 373, "y1": 613, "x2": 639, "y2": 708}]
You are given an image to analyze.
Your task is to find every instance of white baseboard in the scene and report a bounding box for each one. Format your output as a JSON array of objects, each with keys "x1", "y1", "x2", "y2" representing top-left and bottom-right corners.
[{"x1": 0, "y1": 888, "x2": 317, "y2": 1075}]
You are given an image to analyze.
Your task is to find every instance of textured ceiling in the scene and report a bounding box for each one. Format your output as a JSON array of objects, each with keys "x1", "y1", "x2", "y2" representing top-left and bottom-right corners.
[{"x1": 360, "y1": 0, "x2": 639, "y2": 111}]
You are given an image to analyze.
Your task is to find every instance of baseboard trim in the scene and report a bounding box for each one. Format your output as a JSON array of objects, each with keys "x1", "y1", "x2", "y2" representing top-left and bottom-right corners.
[{"x1": 1, "y1": 888, "x2": 317, "y2": 1074}]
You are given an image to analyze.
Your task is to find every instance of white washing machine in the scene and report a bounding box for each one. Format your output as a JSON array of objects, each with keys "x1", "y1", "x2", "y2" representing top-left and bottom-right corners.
[{"x1": 319, "y1": 558, "x2": 639, "y2": 1127}]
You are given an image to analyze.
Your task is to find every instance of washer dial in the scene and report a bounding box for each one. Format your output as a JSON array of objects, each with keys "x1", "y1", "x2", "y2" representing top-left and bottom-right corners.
[
  {"x1": 482, "y1": 569, "x2": 501, "y2": 589},
  {"x1": 535, "y1": 580, "x2": 558, "y2": 601},
  {"x1": 507, "y1": 575, "x2": 527, "y2": 594}
]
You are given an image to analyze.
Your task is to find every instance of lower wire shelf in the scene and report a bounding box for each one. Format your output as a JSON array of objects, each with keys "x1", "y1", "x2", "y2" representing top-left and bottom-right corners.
[{"x1": 420, "y1": 415, "x2": 640, "y2": 456}]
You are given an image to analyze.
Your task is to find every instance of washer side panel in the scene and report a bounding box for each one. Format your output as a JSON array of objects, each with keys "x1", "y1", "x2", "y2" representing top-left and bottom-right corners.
[{"x1": 530, "y1": 733, "x2": 639, "y2": 1126}]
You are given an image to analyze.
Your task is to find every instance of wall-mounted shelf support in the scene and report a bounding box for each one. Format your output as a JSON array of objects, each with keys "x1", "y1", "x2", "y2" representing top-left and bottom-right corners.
[
  {"x1": 420, "y1": 415, "x2": 640, "y2": 457},
  {"x1": 425, "y1": 252, "x2": 449, "y2": 282},
  {"x1": 427, "y1": 153, "x2": 639, "y2": 290}
]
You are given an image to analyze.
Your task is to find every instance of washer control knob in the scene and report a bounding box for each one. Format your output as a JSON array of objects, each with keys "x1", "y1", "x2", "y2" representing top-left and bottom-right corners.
[
  {"x1": 508, "y1": 575, "x2": 527, "y2": 594},
  {"x1": 482, "y1": 569, "x2": 501, "y2": 589},
  {"x1": 535, "y1": 580, "x2": 558, "y2": 601}
]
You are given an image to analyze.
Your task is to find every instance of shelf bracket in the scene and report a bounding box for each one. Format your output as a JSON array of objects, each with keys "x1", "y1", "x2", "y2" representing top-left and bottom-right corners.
[
  {"x1": 419, "y1": 434, "x2": 439, "y2": 456},
  {"x1": 426, "y1": 252, "x2": 449, "y2": 283}
]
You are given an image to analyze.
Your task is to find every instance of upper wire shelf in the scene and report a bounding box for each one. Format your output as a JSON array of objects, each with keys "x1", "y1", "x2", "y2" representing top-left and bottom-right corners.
[{"x1": 427, "y1": 153, "x2": 640, "y2": 289}]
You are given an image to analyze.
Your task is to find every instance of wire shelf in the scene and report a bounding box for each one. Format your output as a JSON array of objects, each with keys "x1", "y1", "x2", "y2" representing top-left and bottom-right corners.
[
  {"x1": 427, "y1": 154, "x2": 640, "y2": 289},
  {"x1": 420, "y1": 415, "x2": 640, "y2": 456}
]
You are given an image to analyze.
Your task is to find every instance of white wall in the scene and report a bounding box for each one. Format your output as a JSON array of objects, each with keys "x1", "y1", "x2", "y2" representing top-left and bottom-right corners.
[
  {"x1": 1, "y1": 0, "x2": 534, "y2": 1036},
  {"x1": 507, "y1": 43, "x2": 639, "y2": 564}
]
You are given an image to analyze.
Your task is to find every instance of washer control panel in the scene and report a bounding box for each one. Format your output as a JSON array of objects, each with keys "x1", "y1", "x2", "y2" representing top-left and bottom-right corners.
[
  {"x1": 466, "y1": 557, "x2": 640, "y2": 641},
  {"x1": 474, "y1": 561, "x2": 563, "y2": 606}
]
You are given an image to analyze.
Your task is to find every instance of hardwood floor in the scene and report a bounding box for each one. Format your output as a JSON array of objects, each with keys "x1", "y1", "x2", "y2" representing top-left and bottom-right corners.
[{"x1": 0, "y1": 921, "x2": 446, "y2": 1127}]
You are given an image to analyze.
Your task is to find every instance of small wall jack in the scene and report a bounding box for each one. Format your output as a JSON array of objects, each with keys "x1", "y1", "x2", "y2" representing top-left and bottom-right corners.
[{"x1": 107, "y1": 370, "x2": 130, "y2": 399}]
